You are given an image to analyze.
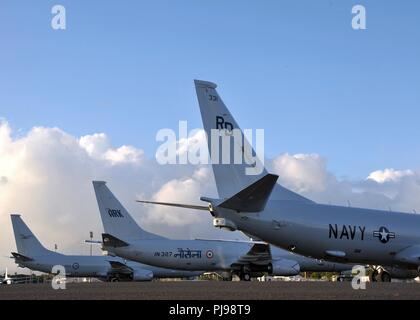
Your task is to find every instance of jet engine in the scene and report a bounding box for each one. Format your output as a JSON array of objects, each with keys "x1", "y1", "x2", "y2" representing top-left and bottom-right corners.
[
  {"x1": 269, "y1": 259, "x2": 300, "y2": 276},
  {"x1": 132, "y1": 269, "x2": 154, "y2": 281}
]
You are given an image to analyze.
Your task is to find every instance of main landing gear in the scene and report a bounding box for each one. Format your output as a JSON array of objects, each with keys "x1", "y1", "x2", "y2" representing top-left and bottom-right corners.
[
  {"x1": 370, "y1": 267, "x2": 391, "y2": 282},
  {"x1": 239, "y1": 267, "x2": 251, "y2": 281}
]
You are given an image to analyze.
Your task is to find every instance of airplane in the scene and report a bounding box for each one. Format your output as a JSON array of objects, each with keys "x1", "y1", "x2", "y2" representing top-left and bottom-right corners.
[
  {"x1": 136, "y1": 79, "x2": 420, "y2": 282},
  {"x1": 0, "y1": 268, "x2": 13, "y2": 285},
  {"x1": 94, "y1": 181, "x2": 352, "y2": 281},
  {"x1": 10, "y1": 214, "x2": 202, "y2": 282}
]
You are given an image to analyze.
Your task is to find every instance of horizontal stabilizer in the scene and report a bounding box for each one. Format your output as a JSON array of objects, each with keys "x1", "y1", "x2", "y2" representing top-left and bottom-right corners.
[
  {"x1": 11, "y1": 252, "x2": 33, "y2": 262},
  {"x1": 136, "y1": 200, "x2": 209, "y2": 211},
  {"x1": 85, "y1": 240, "x2": 102, "y2": 244},
  {"x1": 102, "y1": 234, "x2": 129, "y2": 248},
  {"x1": 219, "y1": 174, "x2": 279, "y2": 212}
]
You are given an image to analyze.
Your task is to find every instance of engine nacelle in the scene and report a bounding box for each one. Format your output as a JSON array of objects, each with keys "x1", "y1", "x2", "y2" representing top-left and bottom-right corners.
[
  {"x1": 386, "y1": 267, "x2": 419, "y2": 280},
  {"x1": 269, "y1": 259, "x2": 300, "y2": 276},
  {"x1": 213, "y1": 218, "x2": 237, "y2": 231},
  {"x1": 132, "y1": 269, "x2": 153, "y2": 281}
]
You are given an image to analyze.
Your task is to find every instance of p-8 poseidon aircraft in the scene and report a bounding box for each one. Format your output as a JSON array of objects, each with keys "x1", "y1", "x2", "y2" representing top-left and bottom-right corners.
[
  {"x1": 10, "y1": 215, "x2": 202, "y2": 281},
  {"x1": 94, "y1": 181, "x2": 351, "y2": 281},
  {"x1": 136, "y1": 80, "x2": 420, "y2": 282}
]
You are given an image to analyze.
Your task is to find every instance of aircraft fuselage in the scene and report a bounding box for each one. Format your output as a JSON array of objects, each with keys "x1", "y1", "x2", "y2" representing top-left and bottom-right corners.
[
  {"x1": 105, "y1": 239, "x2": 253, "y2": 271},
  {"x1": 215, "y1": 200, "x2": 420, "y2": 269}
]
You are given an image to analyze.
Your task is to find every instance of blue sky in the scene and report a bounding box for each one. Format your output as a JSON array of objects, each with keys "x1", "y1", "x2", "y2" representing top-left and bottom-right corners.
[{"x1": 1, "y1": 0, "x2": 419, "y2": 179}]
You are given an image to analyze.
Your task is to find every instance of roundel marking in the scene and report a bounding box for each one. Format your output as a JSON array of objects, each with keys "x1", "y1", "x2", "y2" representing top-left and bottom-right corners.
[{"x1": 206, "y1": 250, "x2": 214, "y2": 259}]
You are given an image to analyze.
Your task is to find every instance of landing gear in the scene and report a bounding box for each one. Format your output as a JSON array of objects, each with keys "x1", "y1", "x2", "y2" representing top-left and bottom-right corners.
[
  {"x1": 371, "y1": 269, "x2": 379, "y2": 282},
  {"x1": 370, "y1": 267, "x2": 391, "y2": 282},
  {"x1": 380, "y1": 271, "x2": 391, "y2": 282},
  {"x1": 239, "y1": 267, "x2": 251, "y2": 281},
  {"x1": 110, "y1": 277, "x2": 120, "y2": 282},
  {"x1": 241, "y1": 273, "x2": 251, "y2": 281}
]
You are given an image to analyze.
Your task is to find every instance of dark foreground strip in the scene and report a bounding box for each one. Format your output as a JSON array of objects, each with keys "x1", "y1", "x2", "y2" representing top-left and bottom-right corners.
[{"x1": 0, "y1": 300, "x2": 418, "y2": 319}]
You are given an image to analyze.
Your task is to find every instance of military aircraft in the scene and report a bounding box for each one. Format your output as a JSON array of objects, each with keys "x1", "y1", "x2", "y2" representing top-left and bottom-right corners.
[
  {"x1": 0, "y1": 268, "x2": 13, "y2": 285},
  {"x1": 136, "y1": 80, "x2": 420, "y2": 282},
  {"x1": 10, "y1": 214, "x2": 202, "y2": 281},
  {"x1": 94, "y1": 181, "x2": 351, "y2": 281}
]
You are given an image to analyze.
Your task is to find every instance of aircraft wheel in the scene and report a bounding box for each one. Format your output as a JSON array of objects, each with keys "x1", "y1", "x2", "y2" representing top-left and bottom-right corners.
[
  {"x1": 380, "y1": 271, "x2": 391, "y2": 282},
  {"x1": 110, "y1": 277, "x2": 120, "y2": 283},
  {"x1": 370, "y1": 270, "x2": 379, "y2": 282},
  {"x1": 241, "y1": 273, "x2": 251, "y2": 281}
]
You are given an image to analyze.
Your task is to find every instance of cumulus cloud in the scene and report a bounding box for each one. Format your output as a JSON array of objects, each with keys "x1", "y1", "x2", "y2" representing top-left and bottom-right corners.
[
  {"x1": 1, "y1": 119, "x2": 420, "y2": 274},
  {"x1": 0, "y1": 121, "x2": 225, "y2": 273},
  {"x1": 367, "y1": 169, "x2": 414, "y2": 184},
  {"x1": 272, "y1": 153, "x2": 332, "y2": 193},
  {"x1": 270, "y1": 153, "x2": 420, "y2": 213},
  {"x1": 79, "y1": 133, "x2": 144, "y2": 165},
  {"x1": 155, "y1": 128, "x2": 209, "y2": 166},
  {"x1": 142, "y1": 167, "x2": 212, "y2": 229}
]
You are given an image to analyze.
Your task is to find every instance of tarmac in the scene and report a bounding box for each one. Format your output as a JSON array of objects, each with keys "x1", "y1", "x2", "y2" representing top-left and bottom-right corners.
[{"x1": 1, "y1": 281, "x2": 420, "y2": 300}]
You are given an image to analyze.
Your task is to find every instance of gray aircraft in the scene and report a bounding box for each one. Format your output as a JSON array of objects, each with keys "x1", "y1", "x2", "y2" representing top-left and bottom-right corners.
[
  {"x1": 0, "y1": 269, "x2": 13, "y2": 285},
  {"x1": 94, "y1": 180, "x2": 352, "y2": 280},
  {"x1": 137, "y1": 80, "x2": 420, "y2": 282},
  {"x1": 10, "y1": 214, "x2": 202, "y2": 281}
]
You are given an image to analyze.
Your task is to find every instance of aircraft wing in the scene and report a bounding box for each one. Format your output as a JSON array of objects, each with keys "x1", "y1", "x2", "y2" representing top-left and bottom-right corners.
[
  {"x1": 232, "y1": 243, "x2": 272, "y2": 266},
  {"x1": 194, "y1": 238, "x2": 266, "y2": 245}
]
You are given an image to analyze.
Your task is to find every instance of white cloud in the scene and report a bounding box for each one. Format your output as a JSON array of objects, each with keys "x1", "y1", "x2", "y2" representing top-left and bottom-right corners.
[
  {"x1": 272, "y1": 153, "x2": 331, "y2": 193},
  {"x1": 1, "y1": 120, "x2": 420, "y2": 274},
  {"x1": 367, "y1": 169, "x2": 414, "y2": 184},
  {"x1": 104, "y1": 145, "x2": 144, "y2": 165},
  {"x1": 144, "y1": 173, "x2": 206, "y2": 226},
  {"x1": 155, "y1": 128, "x2": 208, "y2": 165},
  {"x1": 270, "y1": 152, "x2": 420, "y2": 213},
  {"x1": 79, "y1": 133, "x2": 110, "y2": 157},
  {"x1": 0, "y1": 121, "x2": 226, "y2": 273},
  {"x1": 79, "y1": 133, "x2": 143, "y2": 165}
]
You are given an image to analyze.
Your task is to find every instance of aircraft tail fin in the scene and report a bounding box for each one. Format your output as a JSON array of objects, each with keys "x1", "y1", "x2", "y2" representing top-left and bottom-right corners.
[
  {"x1": 93, "y1": 181, "x2": 164, "y2": 241},
  {"x1": 194, "y1": 80, "x2": 312, "y2": 203},
  {"x1": 219, "y1": 174, "x2": 279, "y2": 212},
  {"x1": 10, "y1": 215, "x2": 50, "y2": 257}
]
